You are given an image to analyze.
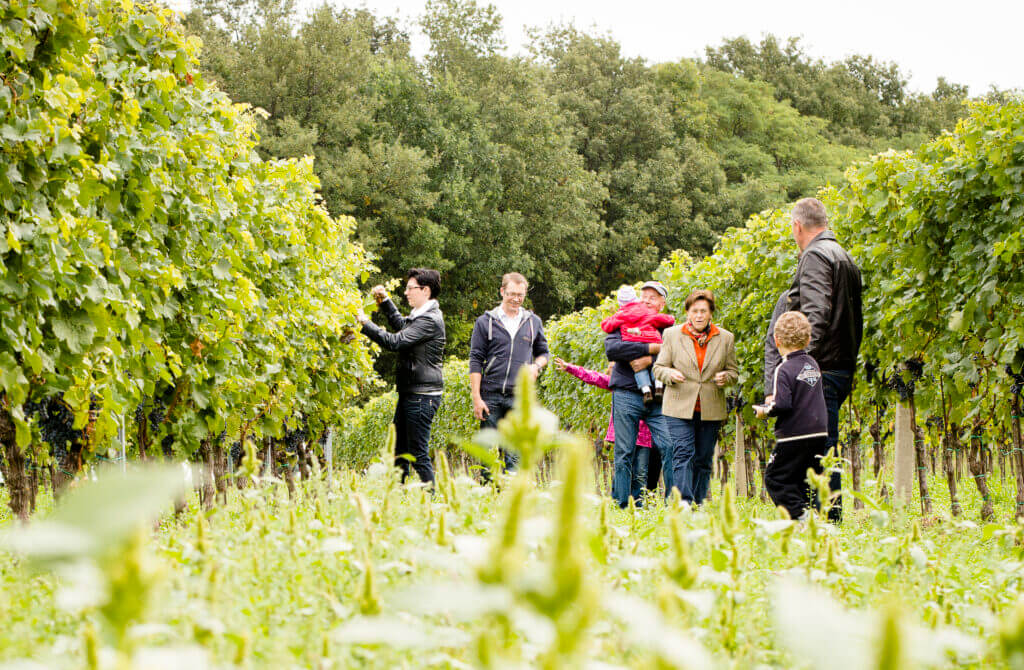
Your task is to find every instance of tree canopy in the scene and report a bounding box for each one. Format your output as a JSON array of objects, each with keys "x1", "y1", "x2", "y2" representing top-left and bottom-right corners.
[{"x1": 184, "y1": 0, "x2": 978, "y2": 353}]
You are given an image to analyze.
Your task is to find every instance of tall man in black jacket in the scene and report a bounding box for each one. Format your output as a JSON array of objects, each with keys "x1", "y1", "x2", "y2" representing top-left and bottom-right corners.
[
  {"x1": 359, "y1": 268, "x2": 446, "y2": 484},
  {"x1": 774, "y1": 198, "x2": 863, "y2": 523},
  {"x1": 469, "y1": 272, "x2": 549, "y2": 473}
]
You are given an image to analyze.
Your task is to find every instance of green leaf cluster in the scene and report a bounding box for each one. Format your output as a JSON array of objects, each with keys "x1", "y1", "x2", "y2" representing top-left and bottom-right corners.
[{"x1": 1, "y1": 0, "x2": 375, "y2": 460}]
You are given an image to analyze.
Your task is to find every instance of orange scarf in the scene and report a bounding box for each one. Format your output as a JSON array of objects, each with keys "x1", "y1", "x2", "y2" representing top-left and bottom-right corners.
[
  {"x1": 682, "y1": 322, "x2": 719, "y2": 371},
  {"x1": 682, "y1": 322, "x2": 719, "y2": 413}
]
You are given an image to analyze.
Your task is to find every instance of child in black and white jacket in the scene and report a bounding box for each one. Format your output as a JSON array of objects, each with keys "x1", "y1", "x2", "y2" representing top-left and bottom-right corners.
[{"x1": 755, "y1": 311, "x2": 828, "y2": 520}]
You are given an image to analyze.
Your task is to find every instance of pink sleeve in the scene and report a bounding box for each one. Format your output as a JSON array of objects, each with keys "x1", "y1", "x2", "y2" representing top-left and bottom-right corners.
[{"x1": 565, "y1": 364, "x2": 610, "y2": 389}]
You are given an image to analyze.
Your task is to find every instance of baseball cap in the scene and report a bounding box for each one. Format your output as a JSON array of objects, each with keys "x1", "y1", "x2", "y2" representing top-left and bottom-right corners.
[{"x1": 640, "y1": 280, "x2": 667, "y2": 297}]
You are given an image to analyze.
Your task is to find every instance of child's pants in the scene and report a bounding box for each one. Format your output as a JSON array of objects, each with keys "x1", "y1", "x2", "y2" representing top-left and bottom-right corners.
[
  {"x1": 634, "y1": 368, "x2": 653, "y2": 390},
  {"x1": 765, "y1": 436, "x2": 827, "y2": 519}
]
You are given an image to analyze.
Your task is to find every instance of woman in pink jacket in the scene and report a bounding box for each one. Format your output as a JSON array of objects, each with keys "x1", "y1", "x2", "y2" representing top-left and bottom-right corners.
[{"x1": 553, "y1": 357, "x2": 662, "y2": 497}]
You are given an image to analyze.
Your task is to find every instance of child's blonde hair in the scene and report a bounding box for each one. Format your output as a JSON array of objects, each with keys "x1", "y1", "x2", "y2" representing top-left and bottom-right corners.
[{"x1": 775, "y1": 311, "x2": 812, "y2": 350}]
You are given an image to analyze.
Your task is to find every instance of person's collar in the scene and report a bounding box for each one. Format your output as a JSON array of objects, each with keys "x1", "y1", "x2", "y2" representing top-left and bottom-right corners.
[
  {"x1": 492, "y1": 305, "x2": 525, "y2": 319},
  {"x1": 410, "y1": 299, "x2": 438, "y2": 319},
  {"x1": 804, "y1": 228, "x2": 835, "y2": 249},
  {"x1": 685, "y1": 321, "x2": 715, "y2": 334}
]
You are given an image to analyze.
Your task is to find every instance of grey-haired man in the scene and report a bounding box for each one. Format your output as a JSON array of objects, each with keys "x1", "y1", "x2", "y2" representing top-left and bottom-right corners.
[{"x1": 604, "y1": 280, "x2": 675, "y2": 507}]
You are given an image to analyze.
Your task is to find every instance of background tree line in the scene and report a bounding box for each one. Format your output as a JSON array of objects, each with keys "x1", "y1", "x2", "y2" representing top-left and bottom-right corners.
[{"x1": 182, "y1": 0, "x2": 981, "y2": 355}]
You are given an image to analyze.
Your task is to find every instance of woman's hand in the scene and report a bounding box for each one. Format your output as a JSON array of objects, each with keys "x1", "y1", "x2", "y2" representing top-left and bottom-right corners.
[
  {"x1": 553, "y1": 357, "x2": 568, "y2": 372},
  {"x1": 669, "y1": 370, "x2": 686, "y2": 384},
  {"x1": 370, "y1": 285, "x2": 388, "y2": 304},
  {"x1": 714, "y1": 371, "x2": 729, "y2": 387}
]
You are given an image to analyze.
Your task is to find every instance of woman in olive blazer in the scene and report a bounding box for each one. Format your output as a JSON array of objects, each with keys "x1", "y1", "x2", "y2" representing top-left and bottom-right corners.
[{"x1": 653, "y1": 290, "x2": 738, "y2": 504}]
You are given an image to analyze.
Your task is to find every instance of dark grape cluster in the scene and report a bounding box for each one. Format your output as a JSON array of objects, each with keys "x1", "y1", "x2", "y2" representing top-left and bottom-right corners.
[
  {"x1": 905, "y1": 358, "x2": 925, "y2": 381},
  {"x1": 133, "y1": 386, "x2": 174, "y2": 429},
  {"x1": 23, "y1": 397, "x2": 87, "y2": 469},
  {"x1": 1005, "y1": 365, "x2": 1024, "y2": 396},
  {"x1": 229, "y1": 441, "x2": 242, "y2": 464},
  {"x1": 885, "y1": 374, "x2": 914, "y2": 401},
  {"x1": 161, "y1": 434, "x2": 175, "y2": 458},
  {"x1": 281, "y1": 423, "x2": 307, "y2": 456},
  {"x1": 727, "y1": 393, "x2": 748, "y2": 412}
]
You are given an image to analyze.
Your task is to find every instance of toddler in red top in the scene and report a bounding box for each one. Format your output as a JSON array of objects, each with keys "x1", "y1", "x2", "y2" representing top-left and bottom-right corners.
[{"x1": 601, "y1": 285, "x2": 675, "y2": 403}]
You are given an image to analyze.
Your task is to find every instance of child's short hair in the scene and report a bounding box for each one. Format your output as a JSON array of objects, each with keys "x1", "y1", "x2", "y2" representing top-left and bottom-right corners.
[{"x1": 775, "y1": 311, "x2": 811, "y2": 350}]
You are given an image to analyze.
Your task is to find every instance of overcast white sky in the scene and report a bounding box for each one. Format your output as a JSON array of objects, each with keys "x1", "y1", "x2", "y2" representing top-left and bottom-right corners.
[{"x1": 171, "y1": 0, "x2": 1023, "y2": 95}]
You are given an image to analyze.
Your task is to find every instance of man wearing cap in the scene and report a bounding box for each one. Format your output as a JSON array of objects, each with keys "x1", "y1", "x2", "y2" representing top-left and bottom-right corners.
[{"x1": 604, "y1": 280, "x2": 675, "y2": 507}]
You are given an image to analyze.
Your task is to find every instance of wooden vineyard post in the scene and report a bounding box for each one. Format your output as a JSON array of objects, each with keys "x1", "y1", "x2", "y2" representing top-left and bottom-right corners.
[
  {"x1": 909, "y1": 396, "x2": 932, "y2": 516},
  {"x1": 846, "y1": 425, "x2": 864, "y2": 511},
  {"x1": 1010, "y1": 368, "x2": 1024, "y2": 520},
  {"x1": 735, "y1": 414, "x2": 748, "y2": 498},
  {"x1": 870, "y1": 406, "x2": 889, "y2": 502},
  {"x1": 944, "y1": 423, "x2": 962, "y2": 517},
  {"x1": 893, "y1": 401, "x2": 915, "y2": 505},
  {"x1": 968, "y1": 418, "x2": 995, "y2": 520}
]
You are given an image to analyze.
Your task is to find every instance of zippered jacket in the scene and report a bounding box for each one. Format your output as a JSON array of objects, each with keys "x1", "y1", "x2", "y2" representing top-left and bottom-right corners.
[
  {"x1": 361, "y1": 298, "x2": 445, "y2": 395},
  {"x1": 786, "y1": 231, "x2": 863, "y2": 371},
  {"x1": 763, "y1": 291, "x2": 789, "y2": 396},
  {"x1": 604, "y1": 330, "x2": 657, "y2": 392},
  {"x1": 469, "y1": 307, "x2": 549, "y2": 395},
  {"x1": 765, "y1": 349, "x2": 828, "y2": 443}
]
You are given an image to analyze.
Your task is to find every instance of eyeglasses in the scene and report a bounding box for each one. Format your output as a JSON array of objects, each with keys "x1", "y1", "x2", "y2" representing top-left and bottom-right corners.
[
  {"x1": 504, "y1": 291, "x2": 526, "y2": 299},
  {"x1": 405, "y1": 284, "x2": 427, "y2": 292}
]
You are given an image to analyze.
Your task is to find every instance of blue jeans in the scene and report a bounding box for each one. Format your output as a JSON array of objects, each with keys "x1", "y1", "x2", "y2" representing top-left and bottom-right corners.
[
  {"x1": 611, "y1": 390, "x2": 673, "y2": 507},
  {"x1": 634, "y1": 368, "x2": 653, "y2": 391},
  {"x1": 820, "y1": 369, "x2": 854, "y2": 522},
  {"x1": 394, "y1": 393, "x2": 441, "y2": 483},
  {"x1": 635, "y1": 446, "x2": 651, "y2": 495},
  {"x1": 666, "y1": 413, "x2": 721, "y2": 504},
  {"x1": 480, "y1": 391, "x2": 519, "y2": 475}
]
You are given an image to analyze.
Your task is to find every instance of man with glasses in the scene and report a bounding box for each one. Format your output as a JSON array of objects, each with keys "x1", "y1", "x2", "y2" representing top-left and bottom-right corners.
[
  {"x1": 358, "y1": 268, "x2": 446, "y2": 484},
  {"x1": 469, "y1": 272, "x2": 549, "y2": 473}
]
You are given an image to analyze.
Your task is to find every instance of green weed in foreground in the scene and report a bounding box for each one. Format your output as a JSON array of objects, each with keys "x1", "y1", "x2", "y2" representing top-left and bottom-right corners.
[
  {"x1": 1, "y1": 469, "x2": 1024, "y2": 668},
  {"x1": 2, "y1": 377, "x2": 1024, "y2": 668}
]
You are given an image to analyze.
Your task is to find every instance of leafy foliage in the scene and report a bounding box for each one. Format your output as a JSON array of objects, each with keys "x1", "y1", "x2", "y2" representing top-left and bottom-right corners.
[{"x1": 0, "y1": 0, "x2": 375, "y2": 499}]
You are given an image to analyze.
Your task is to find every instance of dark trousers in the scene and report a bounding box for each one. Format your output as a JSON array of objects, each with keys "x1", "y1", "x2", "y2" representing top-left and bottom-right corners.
[
  {"x1": 666, "y1": 413, "x2": 721, "y2": 504},
  {"x1": 643, "y1": 446, "x2": 662, "y2": 491},
  {"x1": 394, "y1": 393, "x2": 441, "y2": 483},
  {"x1": 611, "y1": 390, "x2": 673, "y2": 507},
  {"x1": 821, "y1": 369, "x2": 854, "y2": 522},
  {"x1": 765, "y1": 436, "x2": 827, "y2": 519},
  {"x1": 480, "y1": 391, "x2": 518, "y2": 473}
]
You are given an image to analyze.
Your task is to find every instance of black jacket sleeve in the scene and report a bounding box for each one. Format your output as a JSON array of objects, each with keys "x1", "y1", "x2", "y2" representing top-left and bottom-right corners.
[
  {"x1": 468, "y1": 316, "x2": 488, "y2": 375},
  {"x1": 791, "y1": 251, "x2": 833, "y2": 360},
  {"x1": 361, "y1": 314, "x2": 437, "y2": 352},
  {"x1": 532, "y1": 316, "x2": 550, "y2": 359},
  {"x1": 605, "y1": 330, "x2": 651, "y2": 363},
  {"x1": 766, "y1": 364, "x2": 793, "y2": 417},
  {"x1": 764, "y1": 292, "x2": 789, "y2": 396},
  {"x1": 379, "y1": 298, "x2": 407, "y2": 332}
]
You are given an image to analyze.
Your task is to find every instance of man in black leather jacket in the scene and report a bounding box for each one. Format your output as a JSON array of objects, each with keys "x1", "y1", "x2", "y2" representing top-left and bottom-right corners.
[
  {"x1": 778, "y1": 197, "x2": 863, "y2": 523},
  {"x1": 359, "y1": 268, "x2": 446, "y2": 484}
]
